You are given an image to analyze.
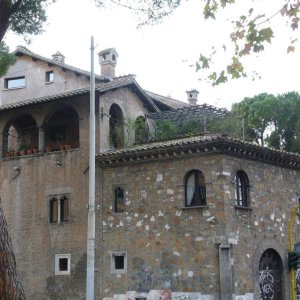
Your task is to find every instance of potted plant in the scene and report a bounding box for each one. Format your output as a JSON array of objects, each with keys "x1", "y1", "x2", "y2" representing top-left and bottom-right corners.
[
  {"x1": 45, "y1": 146, "x2": 52, "y2": 153},
  {"x1": 18, "y1": 145, "x2": 26, "y2": 156}
]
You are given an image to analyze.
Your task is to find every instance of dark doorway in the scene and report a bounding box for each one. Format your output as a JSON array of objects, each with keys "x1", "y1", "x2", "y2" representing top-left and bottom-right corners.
[{"x1": 259, "y1": 249, "x2": 283, "y2": 300}]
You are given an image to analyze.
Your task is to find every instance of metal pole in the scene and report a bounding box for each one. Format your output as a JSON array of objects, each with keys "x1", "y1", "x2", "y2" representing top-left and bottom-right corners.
[
  {"x1": 86, "y1": 36, "x2": 96, "y2": 300},
  {"x1": 289, "y1": 204, "x2": 300, "y2": 300}
]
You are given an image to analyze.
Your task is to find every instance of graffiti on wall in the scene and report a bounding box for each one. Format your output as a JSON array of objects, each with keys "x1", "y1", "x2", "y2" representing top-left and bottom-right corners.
[
  {"x1": 259, "y1": 267, "x2": 274, "y2": 300},
  {"x1": 296, "y1": 268, "x2": 300, "y2": 300}
]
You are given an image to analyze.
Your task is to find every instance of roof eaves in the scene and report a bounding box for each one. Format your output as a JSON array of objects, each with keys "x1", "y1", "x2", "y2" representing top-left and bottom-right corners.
[
  {"x1": 96, "y1": 75, "x2": 160, "y2": 113},
  {"x1": 96, "y1": 134, "x2": 300, "y2": 169},
  {"x1": 0, "y1": 87, "x2": 90, "y2": 112},
  {"x1": 146, "y1": 90, "x2": 189, "y2": 109}
]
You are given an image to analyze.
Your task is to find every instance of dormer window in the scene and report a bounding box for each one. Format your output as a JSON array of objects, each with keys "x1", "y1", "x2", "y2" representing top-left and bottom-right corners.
[
  {"x1": 5, "y1": 76, "x2": 25, "y2": 89},
  {"x1": 46, "y1": 71, "x2": 54, "y2": 83}
]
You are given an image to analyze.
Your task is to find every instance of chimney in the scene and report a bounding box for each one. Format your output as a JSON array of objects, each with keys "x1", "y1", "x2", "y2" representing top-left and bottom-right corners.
[
  {"x1": 52, "y1": 51, "x2": 65, "y2": 64},
  {"x1": 186, "y1": 89, "x2": 199, "y2": 105},
  {"x1": 98, "y1": 48, "x2": 118, "y2": 79}
]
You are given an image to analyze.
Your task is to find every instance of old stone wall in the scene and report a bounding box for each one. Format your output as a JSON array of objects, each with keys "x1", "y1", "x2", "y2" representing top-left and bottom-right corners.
[
  {"x1": 98, "y1": 154, "x2": 300, "y2": 299},
  {"x1": 98, "y1": 155, "x2": 225, "y2": 299}
]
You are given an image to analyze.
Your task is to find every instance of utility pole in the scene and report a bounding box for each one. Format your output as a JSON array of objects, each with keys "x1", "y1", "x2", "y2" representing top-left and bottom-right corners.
[{"x1": 86, "y1": 36, "x2": 96, "y2": 300}]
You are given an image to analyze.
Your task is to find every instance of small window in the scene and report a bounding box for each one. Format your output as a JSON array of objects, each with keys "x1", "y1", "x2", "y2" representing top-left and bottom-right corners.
[
  {"x1": 235, "y1": 170, "x2": 250, "y2": 207},
  {"x1": 185, "y1": 169, "x2": 206, "y2": 207},
  {"x1": 111, "y1": 252, "x2": 127, "y2": 274},
  {"x1": 49, "y1": 195, "x2": 69, "y2": 223},
  {"x1": 114, "y1": 186, "x2": 125, "y2": 213},
  {"x1": 5, "y1": 76, "x2": 25, "y2": 89},
  {"x1": 46, "y1": 71, "x2": 54, "y2": 83},
  {"x1": 55, "y1": 254, "x2": 71, "y2": 275}
]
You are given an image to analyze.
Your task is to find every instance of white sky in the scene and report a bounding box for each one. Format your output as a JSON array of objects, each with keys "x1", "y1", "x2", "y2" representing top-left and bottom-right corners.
[{"x1": 4, "y1": 0, "x2": 300, "y2": 109}]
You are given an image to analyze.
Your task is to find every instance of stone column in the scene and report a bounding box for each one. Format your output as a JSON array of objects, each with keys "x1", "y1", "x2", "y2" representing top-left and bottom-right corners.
[
  {"x1": 219, "y1": 244, "x2": 233, "y2": 300},
  {"x1": 38, "y1": 127, "x2": 45, "y2": 152}
]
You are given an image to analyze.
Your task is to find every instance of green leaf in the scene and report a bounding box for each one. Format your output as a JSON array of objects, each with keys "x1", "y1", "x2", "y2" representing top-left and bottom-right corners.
[{"x1": 0, "y1": 42, "x2": 16, "y2": 77}]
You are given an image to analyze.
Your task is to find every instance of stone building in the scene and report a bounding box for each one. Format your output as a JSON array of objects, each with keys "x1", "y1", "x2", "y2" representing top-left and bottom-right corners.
[{"x1": 0, "y1": 46, "x2": 300, "y2": 300}]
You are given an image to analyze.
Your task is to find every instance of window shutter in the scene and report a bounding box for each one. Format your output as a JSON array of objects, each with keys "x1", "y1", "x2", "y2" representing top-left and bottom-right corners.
[
  {"x1": 50, "y1": 198, "x2": 58, "y2": 223},
  {"x1": 60, "y1": 196, "x2": 69, "y2": 222}
]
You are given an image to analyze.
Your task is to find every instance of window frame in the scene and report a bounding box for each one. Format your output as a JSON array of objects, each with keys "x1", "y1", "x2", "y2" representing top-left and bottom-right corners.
[
  {"x1": 110, "y1": 251, "x2": 127, "y2": 274},
  {"x1": 113, "y1": 185, "x2": 125, "y2": 213},
  {"x1": 234, "y1": 170, "x2": 250, "y2": 207},
  {"x1": 184, "y1": 169, "x2": 206, "y2": 208},
  {"x1": 4, "y1": 76, "x2": 26, "y2": 89},
  {"x1": 55, "y1": 254, "x2": 71, "y2": 275},
  {"x1": 45, "y1": 70, "x2": 54, "y2": 83},
  {"x1": 49, "y1": 194, "x2": 70, "y2": 224}
]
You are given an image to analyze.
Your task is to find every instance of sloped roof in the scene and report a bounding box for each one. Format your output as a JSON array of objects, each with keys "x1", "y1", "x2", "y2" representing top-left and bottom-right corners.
[
  {"x1": 8, "y1": 47, "x2": 191, "y2": 112},
  {"x1": 0, "y1": 75, "x2": 160, "y2": 112},
  {"x1": 97, "y1": 134, "x2": 300, "y2": 170},
  {"x1": 14, "y1": 46, "x2": 108, "y2": 82},
  {"x1": 146, "y1": 91, "x2": 190, "y2": 109}
]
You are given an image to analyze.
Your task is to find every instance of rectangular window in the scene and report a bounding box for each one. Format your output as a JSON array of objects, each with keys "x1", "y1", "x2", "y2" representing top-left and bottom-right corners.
[
  {"x1": 111, "y1": 252, "x2": 127, "y2": 274},
  {"x1": 115, "y1": 256, "x2": 124, "y2": 269},
  {"x1": 55, "y1": 254, "x2": 71, "y2": 275},
  {"x1": 49, "y1": 195, "x2": 69, "y2": 224},
  {"x1": 5, "y1": 76, "x2": 25, "y2": 89},
  {"x1": 45, "y1": 71, "x2": 54, "y2": 83},
  {"x1": 114, "y1": 186, "x2": 125, "y2": 213}
]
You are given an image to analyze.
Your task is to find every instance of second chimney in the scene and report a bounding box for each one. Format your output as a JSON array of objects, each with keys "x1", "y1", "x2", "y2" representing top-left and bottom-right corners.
[
  {"x1": 98, "y1": 48, "x2": 118, "y2": 79},
  {"x1": 186, "y1": 89, "x2": 199, "y2": 105},
  {"x1": 52, "y1": 51, "x2": 65, "y2": 64}
]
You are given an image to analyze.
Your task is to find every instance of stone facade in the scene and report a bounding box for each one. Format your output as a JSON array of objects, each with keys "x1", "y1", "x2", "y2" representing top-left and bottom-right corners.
[
  {"x1": 0, "y1": 47, "x2": 299, "y2": 300},
  {"x1": 97, "y1": 150, "x2": 300, "y2": 300}
]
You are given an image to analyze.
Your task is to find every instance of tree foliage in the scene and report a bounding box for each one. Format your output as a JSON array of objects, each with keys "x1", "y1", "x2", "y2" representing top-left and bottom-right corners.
[
  {"x1": 232, "y1": 91, "x2": 300, "y2": 153},
  {"x1": 0, "y1": 0, "x2": 53, "y2": 76},
  {"x1": 154, "y1": 115, "x2": 243, "y2": 141},
  {"x1": 94, "y1": 0, "x2": 300, "y2": 86}
]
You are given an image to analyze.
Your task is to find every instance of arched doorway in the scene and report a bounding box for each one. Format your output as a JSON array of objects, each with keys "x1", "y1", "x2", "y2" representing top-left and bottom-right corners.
[{"x1": 259, "y1": 249, "x2": 283, "y2": 300}]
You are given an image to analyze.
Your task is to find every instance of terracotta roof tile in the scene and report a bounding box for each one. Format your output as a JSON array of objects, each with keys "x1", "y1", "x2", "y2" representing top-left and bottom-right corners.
[{"x1": 97, "y1": 134, "x2": 300, "y2": 169}]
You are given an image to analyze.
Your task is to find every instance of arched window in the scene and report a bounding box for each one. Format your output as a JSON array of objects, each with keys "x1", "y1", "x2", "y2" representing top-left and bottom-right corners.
[
  {"x1": 235, "y1": 170, "x2": 250, "y2": 207},
  {"x1": 45, "y1": 106, "x2": 79, "y2": 151},
  {"x1": 185, "y1": 170, "x2": 206, "y2": 207},
  {"x1": 134, "y1": 116, "x2": 148, "y2": 144},
  {"x1": 109, "y1": 104, "x2": 124, "y2": 148},
  {"x1": 3, "y1": 114, "x2": 38, "y2": 156}
]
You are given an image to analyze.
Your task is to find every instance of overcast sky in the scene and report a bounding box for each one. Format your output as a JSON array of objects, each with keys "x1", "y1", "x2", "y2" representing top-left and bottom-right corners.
[{"x1": 4, "y1": 0, "x2": 300, "y2": 109}]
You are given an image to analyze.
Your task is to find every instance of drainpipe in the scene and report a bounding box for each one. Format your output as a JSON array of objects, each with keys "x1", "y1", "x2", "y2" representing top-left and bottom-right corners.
[{"x1": 86, "y1": 36, "x2": 96, "y2": 300}]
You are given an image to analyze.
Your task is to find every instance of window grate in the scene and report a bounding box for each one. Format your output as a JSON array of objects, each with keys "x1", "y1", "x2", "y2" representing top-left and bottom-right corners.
[
  {"x1": 59, "y1": 258, "x2": 68, "y2": 271},
  {"x1": 114, "y1": 255, "x2": 124, "y2": 270}
]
